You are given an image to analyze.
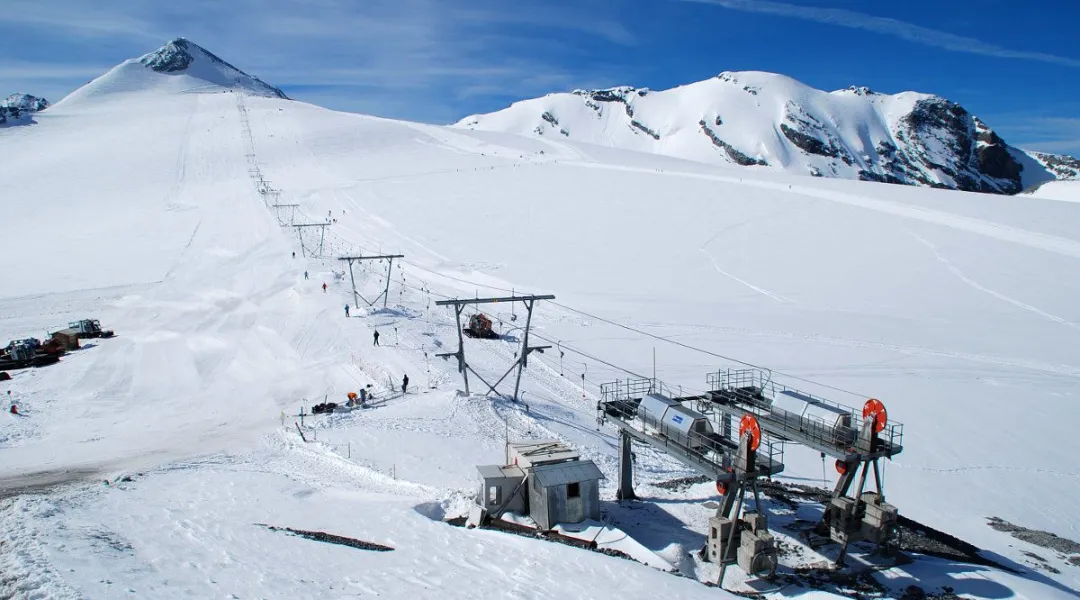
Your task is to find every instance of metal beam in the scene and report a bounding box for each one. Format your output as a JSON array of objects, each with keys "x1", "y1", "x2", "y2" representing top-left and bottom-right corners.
[
  {"x1": 434, "y1": 294, "x2": 554, "y2": 401},
  {"x1": 435, "y1": 294, "x2": 555, "y2": 306},
  {"x1": 337, "y1": 255, "x2": 406, "y2": 308}
]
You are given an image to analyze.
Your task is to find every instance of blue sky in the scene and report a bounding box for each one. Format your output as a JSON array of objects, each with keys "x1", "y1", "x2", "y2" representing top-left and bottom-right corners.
[{"x1": 2, "y1": 0, "x2": 1079, "y2": 156}]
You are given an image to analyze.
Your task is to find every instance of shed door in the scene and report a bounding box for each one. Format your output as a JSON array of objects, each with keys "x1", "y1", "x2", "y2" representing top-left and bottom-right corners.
[{"x1": 565, "y1": 482, "x2": 584, "y2": 523}]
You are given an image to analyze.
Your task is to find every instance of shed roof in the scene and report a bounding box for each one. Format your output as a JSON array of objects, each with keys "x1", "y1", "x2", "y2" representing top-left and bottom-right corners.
[
  {"x1": 477, "y1": 464, "x2": 525, "y2": 480},
  {"x1": 531, "y1": 459, "x2": 605, "y2": 488},
  {"x1": 509, "y1": 440, "x2": 579, "y2": 467}
]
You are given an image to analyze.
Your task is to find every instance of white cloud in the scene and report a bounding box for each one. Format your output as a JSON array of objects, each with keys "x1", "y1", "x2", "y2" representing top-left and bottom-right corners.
[
  {"x1": 678, "y1": 0, "x2": 1080, "y2": 68},
  {"x1": 1, "y1": 0, "x2": 636, "y2": 122}
]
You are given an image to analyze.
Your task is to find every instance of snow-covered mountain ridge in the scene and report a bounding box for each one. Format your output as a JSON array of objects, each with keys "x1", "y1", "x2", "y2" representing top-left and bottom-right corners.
[{"x1": 456, "y1": 71, "x2": 1080, "y2": 194}]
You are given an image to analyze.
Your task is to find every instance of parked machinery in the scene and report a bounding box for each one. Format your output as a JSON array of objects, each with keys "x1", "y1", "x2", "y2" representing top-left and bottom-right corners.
[
  {"x1": 462, "y1": 313, "x2": 498, "y2": 339},
  {"x1": 705, "y1": 369, "x2": 904, "y2": 565},
  {"x1": 599, "y1": 379, "x2": 784, "y2": 583},
  {"x1": 0, "y1": 340, "x2": 59, "y2": 369},
  {"x1": 69, "y1": 319, "x2": 114, "y2": 339}
]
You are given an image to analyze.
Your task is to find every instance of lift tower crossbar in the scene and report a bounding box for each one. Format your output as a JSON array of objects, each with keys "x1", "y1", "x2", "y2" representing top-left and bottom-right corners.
[
  {"x1": 292, "y1": 222, "x2": 330, "y2": 258},
  {"x1": 337, "y1": 254, "x2": 405, "y2": 309},
  {"x1": 434, "y1": 294, "x2": 554, "y2": 401},
  {"x1": 271, "y1": 203, "x2": 299, "y2": 227}
]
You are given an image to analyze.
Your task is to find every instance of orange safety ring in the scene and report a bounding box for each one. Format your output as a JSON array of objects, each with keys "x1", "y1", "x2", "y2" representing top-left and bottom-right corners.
[
  {"x1": 716, "y1": 480, "x2": 728, "y2": 496},
  {"x1": 835, "y1": 459, "x2": 848, "y2": 475},
  {"x1": 862, "y1": 398, "x2": 888, "y2": 433},
  {"x1": 739, "y1": 414, "x2": 762, "y2": 452}
]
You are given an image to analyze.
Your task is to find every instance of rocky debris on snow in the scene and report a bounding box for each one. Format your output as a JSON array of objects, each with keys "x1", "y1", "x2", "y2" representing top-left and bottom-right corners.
[
  {"x1": 1020, "y1": 550, "x2": 1061, "y2": 574},
  {"x1": 653, "y1": 474, "x2": 709, "y2": 491},
  {"x1": 987, "y1": 516, "x2": 1080, "y2": 564},
  {"x1": 257, "y1": 524, "x2": 394, "y2": 552}
]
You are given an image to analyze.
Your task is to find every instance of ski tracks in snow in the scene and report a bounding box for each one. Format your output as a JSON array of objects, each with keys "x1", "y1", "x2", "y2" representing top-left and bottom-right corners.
[
  {"x1": 563, "y1": 162, "x2": 1080, "y2": 260},
  {"x1": 699, "y1": 248, "x2": 795, "y2": 304},
  {"x1": 909, "y1": 231, "x2": 1080, "y2": 333}
]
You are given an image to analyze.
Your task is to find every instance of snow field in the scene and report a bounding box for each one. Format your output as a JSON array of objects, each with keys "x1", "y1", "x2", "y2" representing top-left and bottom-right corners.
[{"x1": 2, "y1": 65, "x2": 1080, "y2": 598}]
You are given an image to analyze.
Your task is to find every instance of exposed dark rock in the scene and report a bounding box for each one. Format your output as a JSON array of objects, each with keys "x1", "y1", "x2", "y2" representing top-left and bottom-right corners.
[
  {"x1": 630, "y1": 120, "x2": 659, "y2": 140},
  {"x1": 541, "y1": 111, "x2": 559, "y2": 126},
  {"x1": 699, "y1": 120, "x2": 766, "y2": 166},
  {"x1": 0, "y1": 93, "x2": 49, "y2": 127},
  {"x1": 781, "y1": 124, "x2": 838, "y2": 158},
  {"x1": 1030, "y1": 151, "x2": 1080, "y2": 180},
  {"x1": 141, "y1": 41, "x2": 193, "y2": 72},
  {"x1": 896, "y1": 98, "x2": 1022, "y2": 194},
  {"x1": 845, "y1": 86, "x2": 876, "y2": 97},
  {"x1": 257, "y1": 523, "x2": 394, "y2": 552}
]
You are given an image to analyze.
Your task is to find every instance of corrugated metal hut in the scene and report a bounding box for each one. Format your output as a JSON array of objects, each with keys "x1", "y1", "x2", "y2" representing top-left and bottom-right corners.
[
  {"x1": 527, "y1": 459, "x2": 604, "y2": 529},
  {"x1": 476, "y1": 464, "x2": 526, "y2": 515},
  {"x1": 476, "y1": 440, "x2": 606, "y2": 530}
]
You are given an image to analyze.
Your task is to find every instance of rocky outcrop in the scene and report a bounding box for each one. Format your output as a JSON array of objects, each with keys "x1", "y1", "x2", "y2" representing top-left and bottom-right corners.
[
  {"x1": 0, "y1": 93, "x2": 49, "y2": 126},
  {"x1": 699, "y1": 120, "x2": 766, "y2": 166}
]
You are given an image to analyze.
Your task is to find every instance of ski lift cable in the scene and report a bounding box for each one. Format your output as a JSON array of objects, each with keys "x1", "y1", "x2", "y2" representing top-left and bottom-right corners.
[{"x1": 395, "y1": 257, "x2": 866, "y2": 397}]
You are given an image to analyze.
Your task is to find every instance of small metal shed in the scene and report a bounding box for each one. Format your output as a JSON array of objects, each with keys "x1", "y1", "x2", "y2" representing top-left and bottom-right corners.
[
  {"x1": 527, "y1": 459, "x2": 604, "y2": 530},
  {"x1": 476, "y1": 464, "x2": 526, "y2": 515}
]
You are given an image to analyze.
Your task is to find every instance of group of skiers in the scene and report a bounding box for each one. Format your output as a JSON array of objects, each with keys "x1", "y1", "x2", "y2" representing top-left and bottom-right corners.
[{"x1": 293, "y1": 251, "x2": 410, "y2": 402}]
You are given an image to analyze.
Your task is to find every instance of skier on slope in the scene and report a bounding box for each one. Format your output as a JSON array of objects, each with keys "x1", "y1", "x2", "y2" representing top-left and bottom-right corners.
[
  {"x1": 401, "y1": 374, "x2": 409, "y2": 395},
  {"x1": 373, "y1": 330, "x2": 380, "y2": 346},
  {"x1": 322, "y1": 282, "x2": 328, "y2": 293},
  {"x1": 304, "y1": 271, "x2": 309, "y2": 280},
  {"x1": 345, "y1": 304, "x2": 350, "y2": 317}
]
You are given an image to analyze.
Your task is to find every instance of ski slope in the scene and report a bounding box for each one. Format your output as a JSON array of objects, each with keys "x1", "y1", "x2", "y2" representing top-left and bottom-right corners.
[{"x1": 2, "y1": 48, "x2": 1080, "y2": 599}]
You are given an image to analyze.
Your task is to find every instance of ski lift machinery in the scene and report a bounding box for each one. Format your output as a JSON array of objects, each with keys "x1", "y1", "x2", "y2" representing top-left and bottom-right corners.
[
  {"x1": 598, "y1": 378, "x2": 785, "y2": 582},
  {"x1": 702, "y1": 368, "x2": 904, "y2": 565}
]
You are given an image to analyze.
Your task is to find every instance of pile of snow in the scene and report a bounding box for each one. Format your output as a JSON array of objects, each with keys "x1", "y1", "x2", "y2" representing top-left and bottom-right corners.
[{"x1": 456, "y1": 71, "x2": 1080, "y2": 194}]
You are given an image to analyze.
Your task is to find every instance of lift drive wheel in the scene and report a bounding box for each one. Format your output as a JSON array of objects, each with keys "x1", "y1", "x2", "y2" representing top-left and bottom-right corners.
[
  {"x1": 863, "y1": 398, "x2": 888, "y2": 433},
  {"x1": 739, "y1": 414, "x2": 762, "y2": 452}
]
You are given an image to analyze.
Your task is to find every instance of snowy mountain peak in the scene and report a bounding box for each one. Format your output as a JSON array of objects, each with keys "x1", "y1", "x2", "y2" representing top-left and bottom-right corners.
[
  {"x1": 456, "y1": 71, "x2": 1079, "y2": 194},
  {"x1": 50, "y1": 38, "x2": 288, "y2": 109},
  {"x1": 138, "y1": 38, "x2": 288, "y2": 99}
]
